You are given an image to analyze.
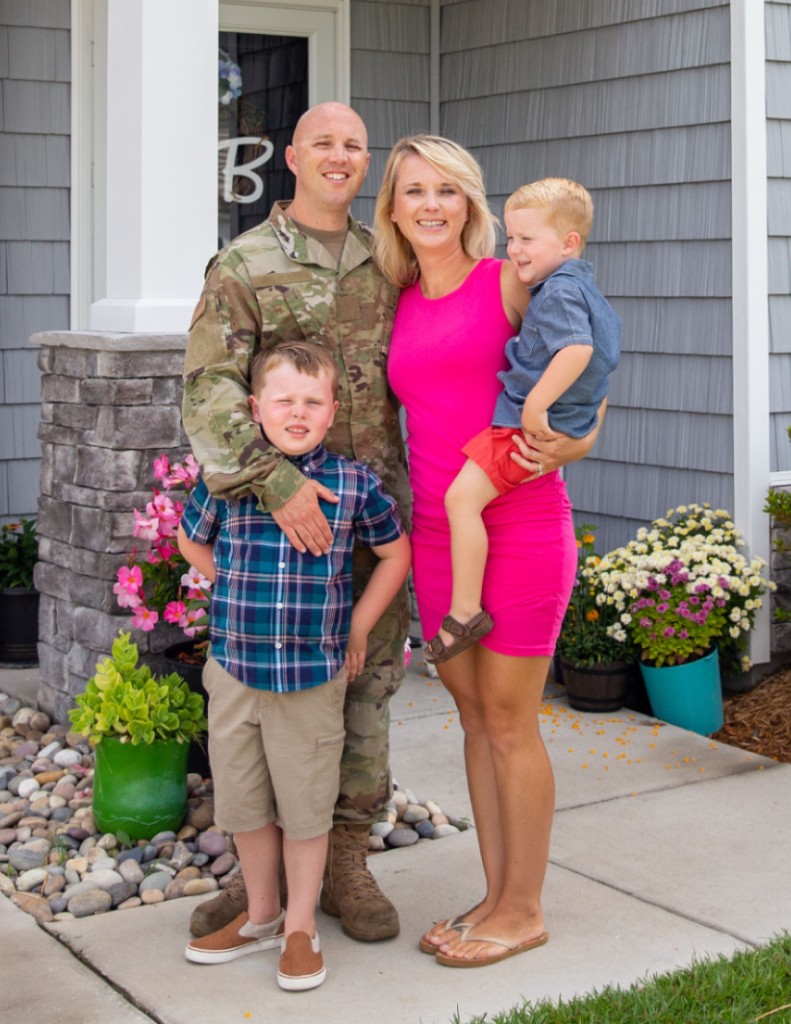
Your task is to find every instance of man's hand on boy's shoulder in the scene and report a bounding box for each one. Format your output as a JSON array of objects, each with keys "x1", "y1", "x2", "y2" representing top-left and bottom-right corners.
[{"x1": 271, "y1": 479, "x2": 340, "y2": 556}]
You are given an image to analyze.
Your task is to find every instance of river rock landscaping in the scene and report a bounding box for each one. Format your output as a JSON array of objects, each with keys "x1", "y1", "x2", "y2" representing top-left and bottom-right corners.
[{"x1": 0, "y1": 691, "x2": 467, "y2": 924}]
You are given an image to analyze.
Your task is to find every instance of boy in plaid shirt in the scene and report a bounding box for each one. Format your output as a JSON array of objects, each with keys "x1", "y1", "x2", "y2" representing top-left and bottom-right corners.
[{"x1": 178, "y1": 342, "x2": 410, "y2": 991}]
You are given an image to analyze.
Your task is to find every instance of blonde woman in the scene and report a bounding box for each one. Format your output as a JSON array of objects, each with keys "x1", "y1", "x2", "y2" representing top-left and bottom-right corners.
[{"x1": 376, "y1": 135, "x2": 603, "y2": 967}]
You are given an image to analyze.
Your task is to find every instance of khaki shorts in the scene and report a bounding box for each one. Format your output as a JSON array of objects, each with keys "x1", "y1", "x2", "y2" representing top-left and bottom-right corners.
[{"x1": 203, "y1": 657, "x2": 348, "y2": 841}]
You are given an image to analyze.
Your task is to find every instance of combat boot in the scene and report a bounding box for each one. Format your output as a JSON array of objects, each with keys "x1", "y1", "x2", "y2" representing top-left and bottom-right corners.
[
  {"x1": 319, "y1": 823, "x2": 399, "y2": 941},
  {"x1": 189, "y1": 864, "x2": 287, "y2": 937},
  {"x1": 190, "y1": 873, "x2": 248, "y2": 937}
]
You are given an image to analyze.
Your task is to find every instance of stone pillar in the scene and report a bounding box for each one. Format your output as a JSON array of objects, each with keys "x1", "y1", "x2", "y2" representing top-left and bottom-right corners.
[{"x1": 32, "y1": 331, "x2": 190, "y2": 722}]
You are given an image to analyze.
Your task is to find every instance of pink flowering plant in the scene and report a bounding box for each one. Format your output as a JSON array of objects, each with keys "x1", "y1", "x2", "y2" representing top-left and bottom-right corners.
[
  {"x1": 114, "y1": 454, "x2": 211, "y2": 639},
  {"x1": 593, "y1": 504, "x2": 774, "y2": 673}
]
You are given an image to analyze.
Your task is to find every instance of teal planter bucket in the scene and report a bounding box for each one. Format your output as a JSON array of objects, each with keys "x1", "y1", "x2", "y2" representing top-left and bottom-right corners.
[{"x1": 639, "y1": 647, "x2": 723, "y2": 736}]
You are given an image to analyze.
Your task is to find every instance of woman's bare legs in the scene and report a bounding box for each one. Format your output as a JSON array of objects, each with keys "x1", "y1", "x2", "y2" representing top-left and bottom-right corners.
[
  {"x1": 440, "y1": 646, "x2": 553, "y2": 960},
  {"x1": 422, "y1": 645, "x2": 554, "y2": 959}
]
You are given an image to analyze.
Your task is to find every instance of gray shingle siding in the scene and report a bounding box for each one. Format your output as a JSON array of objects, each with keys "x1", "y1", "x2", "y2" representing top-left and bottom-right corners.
[
  {"x1": 433, "y1": 0, "x2": 738, "y2": 554},
  {"x1": 0, "y1": 2, "x2": 69, "y2": 521},
  {"x1": 351, "y1": 0, "x2": 432, "y2": 225},
  {"x1": 4, "y1": 0, "x2": 789, "y2": 525},
  {"x1": 768, "y1": 1, "x2": 791, "y2": 471}
]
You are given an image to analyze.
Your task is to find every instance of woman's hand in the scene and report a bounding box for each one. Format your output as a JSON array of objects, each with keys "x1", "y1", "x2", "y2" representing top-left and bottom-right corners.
[{"x1": 511, "y1": 399, "x2": 607, "y2": 478}]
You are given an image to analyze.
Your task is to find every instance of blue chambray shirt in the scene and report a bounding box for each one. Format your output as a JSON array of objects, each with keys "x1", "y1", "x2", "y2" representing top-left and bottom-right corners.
[
  {"x1": 492, "y1": 258, "x2": 621, "y2": 438},
  {"x1": 180, "y1": 445, "x2": 404, "y2": 692}
]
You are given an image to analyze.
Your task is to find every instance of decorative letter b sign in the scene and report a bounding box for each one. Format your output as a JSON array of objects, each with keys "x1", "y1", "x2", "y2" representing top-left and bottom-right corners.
[{"x1": 218, "y1": 137, "x2": 275, "y2": 203}]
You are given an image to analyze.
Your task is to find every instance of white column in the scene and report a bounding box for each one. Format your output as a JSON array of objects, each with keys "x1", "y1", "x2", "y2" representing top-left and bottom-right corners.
[
  {"x1": 731, "y1": 0, "x2": 771, "y2": 667},
  {"x1": 90, "y1": 0, "x2": 218, "y2": 333}
]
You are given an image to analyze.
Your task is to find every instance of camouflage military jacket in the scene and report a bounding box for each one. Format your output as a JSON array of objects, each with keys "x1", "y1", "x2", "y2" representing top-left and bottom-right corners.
[{"x1": 183, "y1": 202, "x2": 411, "y2": 524}]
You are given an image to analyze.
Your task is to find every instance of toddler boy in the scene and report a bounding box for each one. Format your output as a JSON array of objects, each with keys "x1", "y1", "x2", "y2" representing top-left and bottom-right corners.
[{"x1": 425, "y1": 178, "x2": 620, "y2": 663}]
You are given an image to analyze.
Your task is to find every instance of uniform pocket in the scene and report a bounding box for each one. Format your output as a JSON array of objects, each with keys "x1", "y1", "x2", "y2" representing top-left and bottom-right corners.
[{"x1": 310, "y1": 728, "x2": 346, "y2": 816}]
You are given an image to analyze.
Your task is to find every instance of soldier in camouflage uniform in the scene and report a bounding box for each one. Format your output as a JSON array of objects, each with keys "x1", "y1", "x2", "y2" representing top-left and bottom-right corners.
[{"x1": 183, "y1": 103, "x2": 412, "y2": 944}]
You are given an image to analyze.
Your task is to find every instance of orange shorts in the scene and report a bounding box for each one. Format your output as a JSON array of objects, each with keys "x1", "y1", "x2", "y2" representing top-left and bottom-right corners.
[{"x1": 461, "y1": 425, "x2": 532, "y2": 494}]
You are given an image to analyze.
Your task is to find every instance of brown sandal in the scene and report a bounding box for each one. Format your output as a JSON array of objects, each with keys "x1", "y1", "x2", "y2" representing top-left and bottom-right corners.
[{"x1": 423, "y1": 610, "x2": 494, "y2": 664}]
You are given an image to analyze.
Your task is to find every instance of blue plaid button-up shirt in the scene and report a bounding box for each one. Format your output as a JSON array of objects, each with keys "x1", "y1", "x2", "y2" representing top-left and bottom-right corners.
[{"x1": 180, "y1": 445, "x2": 404, "y2": 692}]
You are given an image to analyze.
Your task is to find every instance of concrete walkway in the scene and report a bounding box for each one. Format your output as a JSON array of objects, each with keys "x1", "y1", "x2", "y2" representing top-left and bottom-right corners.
[{"x1": 2, "y1": 659, "x2": 790, "y2": 1024}]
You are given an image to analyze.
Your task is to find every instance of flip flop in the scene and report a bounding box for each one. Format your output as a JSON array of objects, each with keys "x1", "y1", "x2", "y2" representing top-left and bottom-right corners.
[
  {"x1": 418, "y1": 915, "x2": 476, "y2": 955},
  {"x1": 435, "y1": 930, "x2": 549, "y2": 968},
  {"x1": 423, "y1": 610, "x2": 494, "y2": 664}
]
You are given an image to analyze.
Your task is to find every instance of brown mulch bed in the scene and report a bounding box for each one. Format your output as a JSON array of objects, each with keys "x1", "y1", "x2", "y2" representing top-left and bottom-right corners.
[{"x1": 711, "y1": 666, "x2": 791, "y2": 764}]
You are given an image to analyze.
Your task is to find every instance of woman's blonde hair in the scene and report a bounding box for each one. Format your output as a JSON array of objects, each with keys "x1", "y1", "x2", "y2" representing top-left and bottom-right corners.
[{"x1": 374, "y1": 135, "x2": 497, "y2": 287}]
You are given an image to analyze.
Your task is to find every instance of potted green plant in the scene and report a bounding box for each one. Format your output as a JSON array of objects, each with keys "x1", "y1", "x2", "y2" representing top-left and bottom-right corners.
[
  {"x1": 594, "y1": 504, "x2": 774, "y2": 734},
  {"x1": 555, "y1": 524, "x2": 637, "y2": 712},
  {"x1": 69, "y1": 630, "x2": 208, "y2": 840},
  {"x1": 0, "y1": 518, "x2": 39, "y2": 665}
]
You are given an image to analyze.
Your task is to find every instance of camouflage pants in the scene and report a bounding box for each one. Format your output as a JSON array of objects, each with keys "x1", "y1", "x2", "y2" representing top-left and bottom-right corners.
[{"x1": 334, "y1": 546, "x2": 411, "y2": 827}]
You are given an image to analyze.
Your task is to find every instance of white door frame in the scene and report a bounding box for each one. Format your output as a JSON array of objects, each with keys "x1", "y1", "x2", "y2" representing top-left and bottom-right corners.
[
  {"x1": 220, "y1": 0, "x2": 350, "y2": 106},
  {"x1": 70, "y1": 0, "x2": 350, "y2": 332},
  {"x1": 731, "y1": 0, "x2": 771, "y2": 665}
]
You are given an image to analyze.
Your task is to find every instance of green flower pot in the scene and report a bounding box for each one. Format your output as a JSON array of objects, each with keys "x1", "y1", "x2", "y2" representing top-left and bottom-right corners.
[
  {"x1": 92, "y1": 736, "x2": 189, "y2": 840},
  {"x1": 639, "y1": 647, "x2": 723, "y2": 736}
]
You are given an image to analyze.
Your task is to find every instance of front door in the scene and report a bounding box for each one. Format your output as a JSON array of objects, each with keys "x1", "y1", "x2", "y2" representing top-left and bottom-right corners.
[{"x1": 218, "y1": 1, "x2": 350, "y2": 246}]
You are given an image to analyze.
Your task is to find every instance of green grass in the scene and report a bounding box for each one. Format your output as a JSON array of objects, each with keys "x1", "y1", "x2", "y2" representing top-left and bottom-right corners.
[{"x1": 450, "y1": 933, "x2": 791, "y2": 1024}]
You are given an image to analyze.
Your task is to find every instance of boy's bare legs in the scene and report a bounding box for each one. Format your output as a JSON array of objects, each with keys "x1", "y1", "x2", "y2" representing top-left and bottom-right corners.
[
  {"x1": 234, "y1": 823, "x2": 283, "y2": 925},
  {"x1": 234, "y1": 825, "x2": 327, "y2": 937},
  {"x1": 436, "y1": 458, "x2": 500, "y2": 651},
  {"x1": 282, "y1": 832, "x2": 328, "y2": 939}
]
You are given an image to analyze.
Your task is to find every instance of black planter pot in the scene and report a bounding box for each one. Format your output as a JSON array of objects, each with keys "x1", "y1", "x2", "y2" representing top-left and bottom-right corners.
[
  {"x1": 558, "y1": 657, "x2": 635, "y2": 713},
  {"x1": 163, "y1": 641, "x2": 210, "y2": 779},
  {"x1": 0, "y1": 587, "x2": 39, "y2": 666}
]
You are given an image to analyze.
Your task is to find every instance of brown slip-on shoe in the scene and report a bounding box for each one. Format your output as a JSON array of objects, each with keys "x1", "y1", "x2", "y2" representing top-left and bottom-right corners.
[
  {"x1": 277, "y1": 932, "x2": 326, "y2": 991},
  {"x1": 185, "y1": 910, "x2": 285, "y2": 964}
]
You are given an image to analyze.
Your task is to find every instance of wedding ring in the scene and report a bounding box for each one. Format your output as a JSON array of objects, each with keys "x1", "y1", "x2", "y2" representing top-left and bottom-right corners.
[{"x1": 535, "y1": 462, "x2": 542, "y2": 476}]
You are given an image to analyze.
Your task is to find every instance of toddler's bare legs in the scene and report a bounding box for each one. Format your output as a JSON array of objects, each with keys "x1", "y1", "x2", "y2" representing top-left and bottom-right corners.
[
  {"x1": 235, "y1": 823, "x2": 283, "y2": 926},
  {"x1": 438, "y1": 458, "x2": 500, "y2": 650}
]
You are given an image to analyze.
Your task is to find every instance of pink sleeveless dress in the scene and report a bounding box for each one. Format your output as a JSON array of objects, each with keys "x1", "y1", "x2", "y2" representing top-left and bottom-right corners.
[{"x1": 388, "y1": 258, "x2": 577, "y2": 656}]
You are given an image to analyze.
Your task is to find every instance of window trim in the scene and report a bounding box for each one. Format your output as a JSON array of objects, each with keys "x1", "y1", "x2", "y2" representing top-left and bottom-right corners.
[{"x1": 220, "y1": 1, "x2": 350, "y2": 106}]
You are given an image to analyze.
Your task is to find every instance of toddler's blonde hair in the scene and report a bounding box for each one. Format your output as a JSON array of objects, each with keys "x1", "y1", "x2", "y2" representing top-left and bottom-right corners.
[{"x1": 505, "y1": 178, "x2": 593, "y2": 249}]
